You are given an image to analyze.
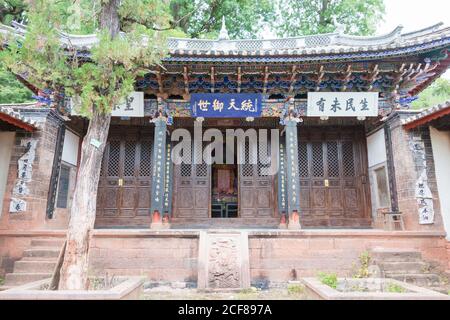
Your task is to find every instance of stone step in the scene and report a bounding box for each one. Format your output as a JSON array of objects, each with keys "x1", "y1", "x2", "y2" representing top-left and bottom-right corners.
[
  {"x1": 4, "y1": 273, "x2": 51, "y2": 286},
  {"x1": 30, "y1": 239, "x2": 64, "y2": 248},
  {"x1": 21, "y1": 257, "x2": 58, "y2": 262},
  {"x1": 371, "y1": 248, "x2": 422, "y2": 262},
  {"x1": 22, "y1": 248, "x2": 60, "y2": 259},
  {"x1": 388, "y1": 273, "x2": 443, "y2": 287},
  {"x1": 378, "y1": 261, "x2": 429, "y2": 274},
  {"x1": 13, "y1": 260, "x2": 56, "y2": 274},
  {"x1": 171, "y1": 218, "x2": 280, "y2": 229},
  {"x1": 0, "y1": 285, "x2": 14, "y2": 291}
]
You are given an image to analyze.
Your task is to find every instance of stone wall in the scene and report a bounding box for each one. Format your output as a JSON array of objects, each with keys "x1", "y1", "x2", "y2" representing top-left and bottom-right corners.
[
  {"x1": 248, "y1": 231, "x2": 448, "y2": 285},
  {"x1": 88, "y1": 232, "x2": 199, "y2": 283},
  {"x1": 0, "y1": 108, "x2": 69, "y2": 231},
  {"x1": 0, "y1": 230, "x2": 448, "y2": 283},
  {"x1": 387, "y1": 112, "x2": 444, "y2": 231}
]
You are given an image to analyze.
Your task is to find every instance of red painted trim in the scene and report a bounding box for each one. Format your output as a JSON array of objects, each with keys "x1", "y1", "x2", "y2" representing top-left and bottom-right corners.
[
  {"x1": 404, "y1": 106, "x2": 450, "y2": 130},
  {"x1": 0, "y1": 113, "x2": 36, "y2": 132}
]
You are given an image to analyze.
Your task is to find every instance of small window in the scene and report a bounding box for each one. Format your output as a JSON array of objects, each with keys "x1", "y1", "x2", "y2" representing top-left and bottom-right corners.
[
  {"x1": 374, "y1": 166, "x2": 390, "y2": 208},
  {"x1": 56, "y1": 165, "x2": 71, "y2": 208}
]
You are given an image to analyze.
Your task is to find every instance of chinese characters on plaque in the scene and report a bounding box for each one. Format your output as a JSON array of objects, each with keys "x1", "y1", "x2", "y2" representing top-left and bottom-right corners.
[
  {"x1": 112, "y1": 91, "x2": 144, "y2": 117},
  {"x1": 307, "y1": 92, "x2": 378, "y2": 117},
  {"x1": 190, "y1": 93, "x2": 262, "y2": 118}
]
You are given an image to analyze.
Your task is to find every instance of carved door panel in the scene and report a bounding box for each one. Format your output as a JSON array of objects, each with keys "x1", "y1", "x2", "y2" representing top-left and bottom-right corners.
[
  {"x1": 96, "y1": 128, "x2": 153, "y2": 226},
  {"x1": 238, "y1": 138, "x2": 275, "y2": 218},
  {"x1": 298, "y1": 127, "x2": 370, "y2": 227},
  {"x1": 173, "y1": 143, "x2": 211, "y2": 218}
]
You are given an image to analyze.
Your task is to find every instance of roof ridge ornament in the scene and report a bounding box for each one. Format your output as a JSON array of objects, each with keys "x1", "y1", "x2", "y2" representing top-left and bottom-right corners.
[
  {"x1": 218, "y1": 16, "x2": 230, "y2": 40},
  {"x1": 333, "y1": 17, "x2": 346, "y2": 36}
]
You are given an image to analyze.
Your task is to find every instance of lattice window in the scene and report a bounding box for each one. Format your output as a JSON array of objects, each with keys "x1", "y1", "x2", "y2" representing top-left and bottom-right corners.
[
  {"x1": 312, "y1": 142, "x2": 324, "y2": 177},
  {"x1": 298, "y1": 142, "x2": 308, "y2": 177},
  {"x1": 196, "y1": 163, "x2": 207, "y2": 177},
  {"x1": 124, "y1": 141, "x2": 136, "y2": 176},
  {"x1": 241, "y1": 139, "x2": 256, "y2": 177},
  {"x1": 327, "y1": 141, "x2": 339, "y2": 177},
  {"x1": 342, "y1": 141, "x2": 355, "y2": 176},
  {"x1": 194, "y1": 142, "x2": 207, "y2": 177},
  {"x1": 257, "y1": 140, "x2": 271, "y2": 176},
  {"x1": 179, "y1": 142, "x2": 193, "y2": 177},
  {"x1": 180, "y1": 163, "x2": 192, "y2": 177},
  {"x1": 107, "y1": 141, "x2": 120, "y2": 176},
  {"x1": 139, "y1": 141, "x2": 153, "y2": 177}
]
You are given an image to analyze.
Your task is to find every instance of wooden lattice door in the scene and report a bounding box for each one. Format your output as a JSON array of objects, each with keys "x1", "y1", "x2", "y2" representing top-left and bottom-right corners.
[
  {"x1": 297, "y1": 127, "x2": 371, "y2": 227},
  {"x1": 238, "y1": 138, "x2": 275, "y2": 218},
  {"x1": 96, "y1": 127, "x2": 154, "y2": 227},
  {"x1": 173, "y1": 142, "x2": 211, "y2": 218}
]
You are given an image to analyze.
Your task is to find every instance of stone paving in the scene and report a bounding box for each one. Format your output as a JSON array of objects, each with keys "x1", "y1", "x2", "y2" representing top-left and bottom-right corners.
[{"x1": 142, "y1": 286, "x2": 309, "y2": 300}]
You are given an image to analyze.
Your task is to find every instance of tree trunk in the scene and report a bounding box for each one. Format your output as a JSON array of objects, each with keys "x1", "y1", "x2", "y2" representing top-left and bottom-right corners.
[
  {"x1": 58, "y1": 110, "x2": 111, "y2": 290},
  {"x1": 58, "y1": 0, "x2": 120, "y2": 290}
]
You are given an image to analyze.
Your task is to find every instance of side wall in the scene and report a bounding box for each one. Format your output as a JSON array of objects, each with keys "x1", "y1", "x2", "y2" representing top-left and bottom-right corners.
[
  {"x1": 0, "y1": 132, "x2": 15, "y2": 218},
  {"x1": 0, "y1": 110, "x2": 70, "y2": 231},
  {"x1": 387, "y1": 113, "x2": 444, "y2": 231},
  {"x1": 429, "y1": 127, "x2": 450, "y2": 240}
]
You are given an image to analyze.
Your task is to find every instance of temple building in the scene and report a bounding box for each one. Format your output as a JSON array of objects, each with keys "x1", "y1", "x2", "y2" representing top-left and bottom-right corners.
[{"x1": 0, "y1": 21, "x2": 450, "y2": 290}]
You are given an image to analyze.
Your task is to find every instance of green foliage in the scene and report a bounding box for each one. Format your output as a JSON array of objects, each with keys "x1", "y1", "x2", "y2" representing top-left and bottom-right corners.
[
  {"x1": 0, "y1": 276, "x2": 4, "y2": 286},
  {"x1": 0, "y1": 0, "x2": 170, "y2": 118},
  {"x1": 0, "y1": 0, "x2": 28, "y2": 25},
  {"x1": 411, "y1": 78, "x2": 450, "y2": 110},
  {"x1": 169, "y1": 0, "x2": 275, "y2": 39},
  {"x1": 0, "y1": 67, "x2": 33, "y2": 103},
  {"x1": 275, "y1": 0, "x2": 385, "y2": 37},
  {"x1": 353, "y1": 251, "x2": 371, "y2": 279},
  {"x1": 317, "y1": 272, "x2": 338, "y2": 289},
  {"x1": 386, "y1": 283, "x2": 406, "y2": 293},
  {"x1": 287, "y1": 283, "x2": 304, "y2": 295}
]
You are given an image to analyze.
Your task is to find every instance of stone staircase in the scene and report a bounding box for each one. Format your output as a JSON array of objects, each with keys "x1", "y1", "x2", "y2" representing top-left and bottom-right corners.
[
  {"x1": 371, "y1": 248, "x2": 449, "y2": 294},
  {"x1": 2, "y1": 238, "x2": 64, "y2": 289},
  {"x1": 171, "y1": 217, "x2": 280, "y2": 229}
]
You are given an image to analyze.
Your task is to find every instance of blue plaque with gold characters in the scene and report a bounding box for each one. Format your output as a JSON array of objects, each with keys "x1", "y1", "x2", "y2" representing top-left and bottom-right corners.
[{"x1": 190, "y1": 93, "x2": 262, "y2": 118}]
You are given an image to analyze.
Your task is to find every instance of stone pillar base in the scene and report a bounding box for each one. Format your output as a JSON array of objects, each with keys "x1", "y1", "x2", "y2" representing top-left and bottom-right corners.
[
  {"x1": 278, "y1": 214, "x2": 288, "y2": 229},
  {"x1": 288, "y1": 211, "x2": 301, "y2": 230}
]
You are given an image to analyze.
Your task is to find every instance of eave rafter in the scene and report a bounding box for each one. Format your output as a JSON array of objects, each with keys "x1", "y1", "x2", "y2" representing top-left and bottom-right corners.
[
  {"x1": 288, "y1": 65, "x2": 297, "y2": 95},
  {"x1": 392, "y1": 63, "x2": 407, "y2": 95},
  {"x1": 237, "y1": 67, "x2": 242, "y2": 93},
  {"x1": 341, "y1": 65, "x2": 352, "y2": 91},
  {"x1": 156, "y1": 69, "x2": 164, "y2": 96},
  {"x1": 315, "y1": 65, "x2": 324, "y2": 91},
  {"x1": 263, "y1": 66, "x2": 269, "y2": 94},
  {"x1": 183, "y1": 66, "x2": 189, "y2": 95},
  {"x1": 210, "y1": 66, "x2": 215, "y2": 93},
  {"x1": 367, "y1": 64, "x2": 379, "y2": 91}
]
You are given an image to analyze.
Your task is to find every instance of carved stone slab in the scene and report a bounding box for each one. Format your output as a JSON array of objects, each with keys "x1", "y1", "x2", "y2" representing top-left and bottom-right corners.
[{"x1": 198, "y1": 231, "x2": 250, "y2": 290}]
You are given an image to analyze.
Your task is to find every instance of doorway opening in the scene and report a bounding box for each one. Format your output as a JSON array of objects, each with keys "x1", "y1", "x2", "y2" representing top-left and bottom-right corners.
[{"x1": 211, "y1": 164, "x2": 238, "y2": 218}]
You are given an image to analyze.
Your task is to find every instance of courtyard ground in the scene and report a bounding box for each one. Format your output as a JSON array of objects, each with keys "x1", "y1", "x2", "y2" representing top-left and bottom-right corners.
[{"x1": 142, "y1": 284, "x2": 309, "y2": 300}]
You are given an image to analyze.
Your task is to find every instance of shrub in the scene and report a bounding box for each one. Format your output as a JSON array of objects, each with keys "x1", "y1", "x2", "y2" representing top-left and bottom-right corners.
[{"x1": 317, "y1": 272, "x2": 338, "y2": 289}]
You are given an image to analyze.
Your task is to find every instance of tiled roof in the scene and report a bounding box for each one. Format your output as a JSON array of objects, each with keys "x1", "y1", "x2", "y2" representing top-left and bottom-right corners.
[
  {"x1": 1, "y1": 21, "x2": 449, "y2": 59},
  {"x1": 0, "y1": 103, "x2": 39, "y2": 131},
  {"x1": 402, "y1": 101, "x2": 450, "y2": 128}
]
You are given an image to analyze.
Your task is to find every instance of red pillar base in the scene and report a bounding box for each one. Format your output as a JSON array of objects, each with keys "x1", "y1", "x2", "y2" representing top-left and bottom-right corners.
[
  {"x1": 288, "y1": 210, "x2": 301, "y2": 230},
  {"x1": 150, "y1": 210, "x2": 163, "y2": 230}
]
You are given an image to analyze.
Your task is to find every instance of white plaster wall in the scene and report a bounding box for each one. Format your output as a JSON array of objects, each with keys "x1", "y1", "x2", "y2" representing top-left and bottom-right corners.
[
  {"x1": 430, "y1": 127, "x2": 450, "y2": 239},
  {"x1": 367, "y1": 128, "x2": 387, "y2": 167},
  {"x1": 62, "y1": 130, "x2": 80, "y2": 166},
  {"x1": 0, "y1": 132, "x2": 15, "y2": 216}
]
